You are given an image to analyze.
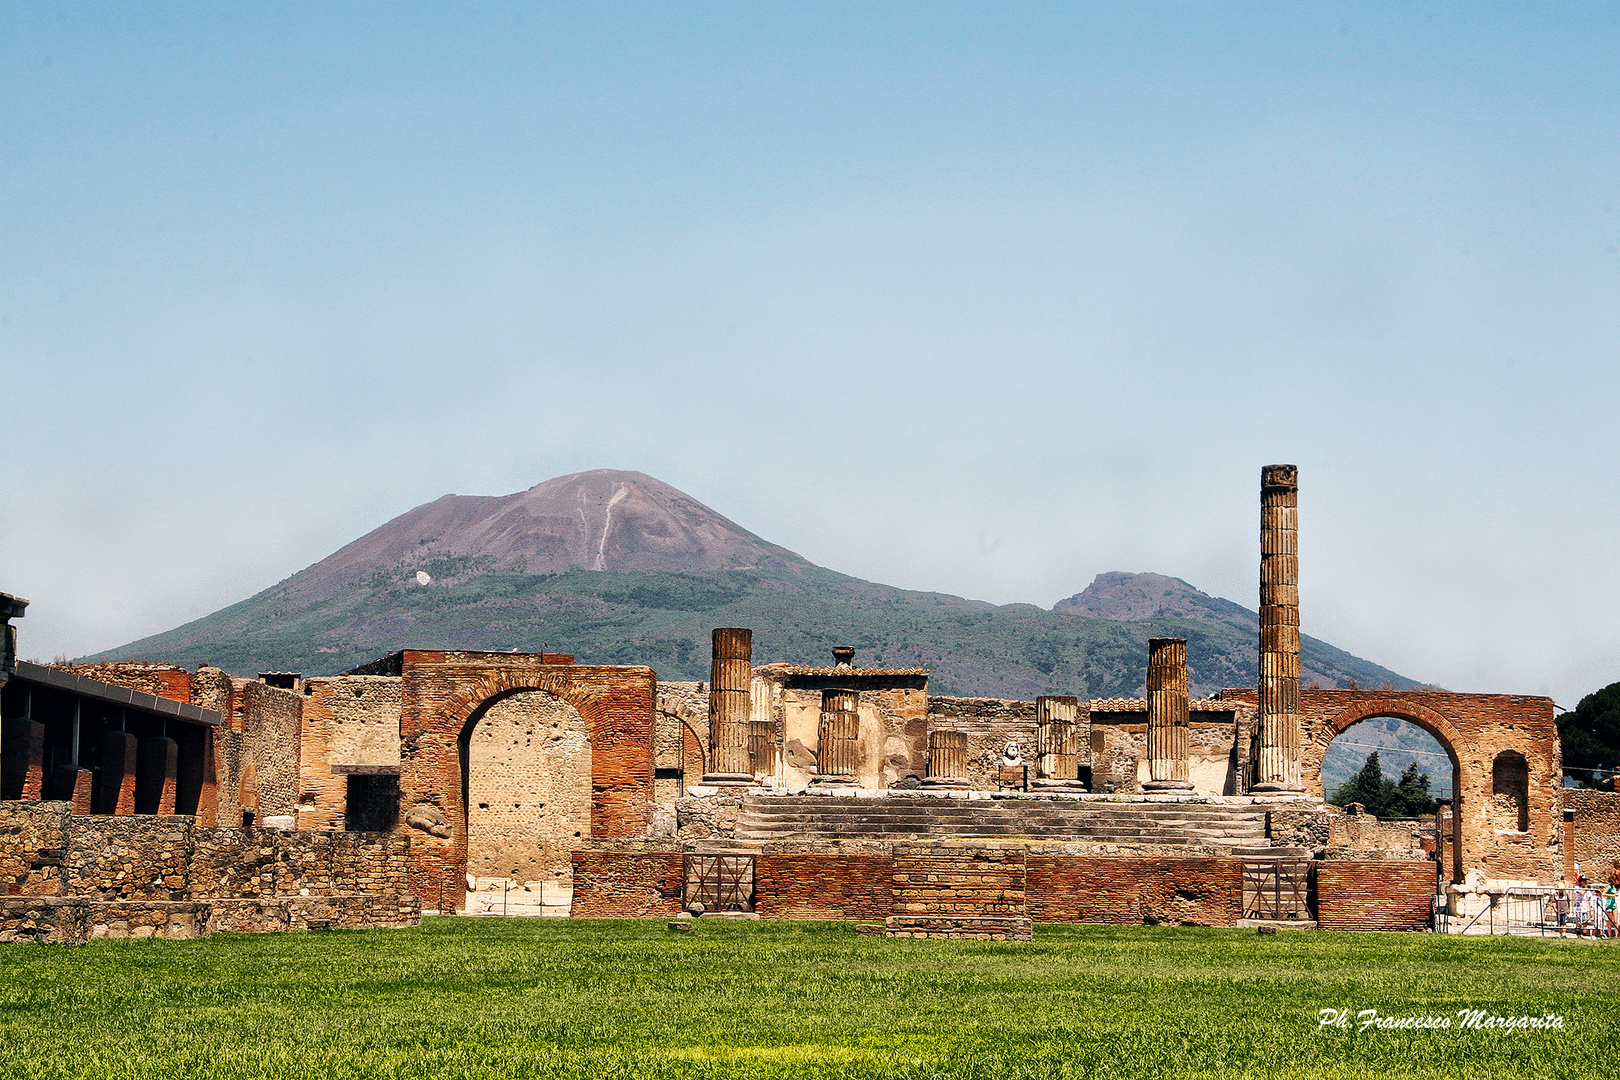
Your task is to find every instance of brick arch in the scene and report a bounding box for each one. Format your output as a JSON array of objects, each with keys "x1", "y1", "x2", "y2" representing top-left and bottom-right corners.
[
  {"x1": 394, "y1": 655, "x2": 655, "y2": 912},
  {"x1": 1225, "y1": 686, "x2": 1560, "y2": 883},
  {"x1": 1309, "y1": 696, "x2": 1466, "y2": 798}
]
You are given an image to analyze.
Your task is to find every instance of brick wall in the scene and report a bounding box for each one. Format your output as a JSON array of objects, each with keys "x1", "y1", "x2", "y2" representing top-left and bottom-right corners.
[
  {"x1": 1025, "y1": 853, "x2": 1242, "y2": 926},
  {"x1": 568, "y1": 848, "x2": 683, "y2": 918},
  {"x1": 396, "y1": 653, "x2": 655, "y2": 912},
  {"x1": 755, "y1": 853, "x2": 892, "y2": 920},
  {"x1": 891, "y1": 842, "x2": 1026, "y2": 916},
  {"x1": 926, "y1": 697, "x2": 1037, "y2": 791},
  {"x1": 1315, "y1": 860, "x2": 1437, "y2": 931},
  {"x1": 1223, "y1": 688, "x2": 1561, "y2": 883}
]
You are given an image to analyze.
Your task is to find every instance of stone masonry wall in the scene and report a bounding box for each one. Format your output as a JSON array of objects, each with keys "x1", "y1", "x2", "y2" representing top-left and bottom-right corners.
[
  {"x1": 890, "y1": 842, "x2": 1026, "y2": 916},
  {"x1": 1315, "y1": 860, "x2": 1437, "y2": 931},
  {"x1": 1566, "y1": 789, "x2": 1620, "y2": 885},
  {"x1": 926, "y1": 698, "x2": 1037, "y2": 789},
  {"x1": 0, "y1": 800, "x2": 71, "y2": 896}
]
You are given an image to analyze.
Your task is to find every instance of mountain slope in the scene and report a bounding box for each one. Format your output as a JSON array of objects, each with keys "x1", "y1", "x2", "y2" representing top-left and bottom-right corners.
[{"x1": 91, "y1": 471, "x2": 1422, "y2": 698}]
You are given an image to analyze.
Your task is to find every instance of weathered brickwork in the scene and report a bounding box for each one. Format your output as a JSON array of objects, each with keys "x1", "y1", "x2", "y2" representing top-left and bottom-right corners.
[
  {"x1": 1565, "y1": 789, "x2": 1620, "y2": 885},
  {"x1": 762, "y1": 671, "x2": 927, "y2": 789},
  {"x1": 568, "y1": 847, "x2": 683, "y2": 918},
  {"x1": 396, "y1": 651, "x2": 655, "y2": 912},
  {"x1": 891, "y1": 843, "x2": 1026, "y2": 916},
  {"x1": 1223, "y1": 688, "x2": 1561, "y2": 883},
  {"x1": 654, "y1": 682, "x2": 708, "y2": 807},
  {"x1": 755, "y1": 853, "x2": 892, "y2": 920},
  {"x1": 295, "y1": 676, "x2": 404, "y2": 831},
  {"x1": 1025, "y1": 854, "x2": 1242, "y2": 926},
  {"x1": 1315, "y1": 860, "x2": 1437, "y2": 931}
]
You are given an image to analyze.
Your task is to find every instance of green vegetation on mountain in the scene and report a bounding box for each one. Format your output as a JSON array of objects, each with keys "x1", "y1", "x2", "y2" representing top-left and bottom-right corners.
[
  {"x1": 87, "y1": 469, "x2": 1421, "y2": 699},
  {"x1": 95, "y1": 563, "x2": 1418, "y2": 699}
]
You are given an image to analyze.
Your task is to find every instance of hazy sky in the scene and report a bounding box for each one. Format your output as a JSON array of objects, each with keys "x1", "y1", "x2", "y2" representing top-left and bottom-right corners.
[{"x1": 4, "y1": 4, "x2": 1617, "y2": 708}]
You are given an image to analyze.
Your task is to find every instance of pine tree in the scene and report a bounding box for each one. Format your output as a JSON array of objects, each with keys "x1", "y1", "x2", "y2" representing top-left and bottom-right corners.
[
  {"x1": 1394, "y1": 762, "x2": 1437, "y2": 816},
  {"x1": 1331, "y1": 751, "x2": 1386, "y2": 811}
]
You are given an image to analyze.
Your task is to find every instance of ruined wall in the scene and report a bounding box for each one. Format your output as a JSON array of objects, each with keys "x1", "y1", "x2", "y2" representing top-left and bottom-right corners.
[
  {"x1": 1316, "y1": 860, "x2": 1437, "y2": 931},
  {"x1": 1089, "y1": 702, "x2": 1250, "y2": 795},
  {"x1": 1222, "y1": 688, "x2": 1561, "y2": 882},
  {"x1": 755, "y1": 851, "x2": 892, "y2": 920},
  {"x1": 1025, "y1": 853, "x2": 1242, "y2": 926},
  {"x1": 926, "y1": 697, "x2": 1036, "y2": 790},
  {"x1": 568, "y1": 846, "x2": 683, "y2": 918},
  {"x1": 653, "y1": 682, "x2": 707, "y2": 807},
  {"x1": 0, "y1": 800, "x2": 70, "y2": 896},
  {"x1": 395, "y1": 652, "x2": 654, "y2": 912},
  {"x1": 891, "y1": 842, "x2": 1025, "y2": 916},
  {"x1": 238, "y1": 681, "x2": 300, "y2": 819},
  {"x1": 65, "y1": 663, "x2": 194, "y2": 703},
  {"x1": 777, "y1": 684, "x2": 928, "y2": 789},
  {"x1": 0, "y1": 799, "x2": 418, "y2": 941},
  {"x1": 295, "y1": 675, "x2": 404, "y2": 830},
  {"x1": 1566, "y1": 789, "x2": 1620, "y2": 885},
  {"x1": 465, "y1": 688, "x2": 592, "y2": 888},
  {"x1": 1326, "y1": 809, "x2": 1432, "y2": 858}
]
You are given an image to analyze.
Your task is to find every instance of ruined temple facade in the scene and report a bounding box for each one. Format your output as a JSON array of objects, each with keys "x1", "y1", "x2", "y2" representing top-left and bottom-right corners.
[{"x1": 0, "y1": 465, "x2": 1588, "y2": 937}]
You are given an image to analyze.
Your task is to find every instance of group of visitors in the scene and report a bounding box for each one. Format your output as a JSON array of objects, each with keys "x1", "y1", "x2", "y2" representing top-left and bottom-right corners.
[{"x1": 1550, "y1": 868, "x2": 1620, "y2": 937}]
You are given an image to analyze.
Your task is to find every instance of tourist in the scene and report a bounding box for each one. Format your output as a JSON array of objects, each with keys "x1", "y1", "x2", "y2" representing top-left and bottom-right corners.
[
  {"x1": 1606, "y1": 883, "x2": 1618, "y2": 939},
  {"x1": 1553, "y1": 883, "x2": 1570, "y2": 935},
  {"x1": 1575, "y1": 878, "x2": 1598, "y2": 938}
]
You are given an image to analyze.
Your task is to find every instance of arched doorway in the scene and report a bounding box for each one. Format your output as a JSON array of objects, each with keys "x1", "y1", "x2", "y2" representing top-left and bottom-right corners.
[
  {"x1": 458, "y1": 688, "x2": 592, "y2": 913},
  {"x1": 1306, "y1": 702, "x2": 1465, "y2": 884}
]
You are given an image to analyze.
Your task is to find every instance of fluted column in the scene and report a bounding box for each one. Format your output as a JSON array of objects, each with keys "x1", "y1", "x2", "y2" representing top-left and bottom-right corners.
[
  {"x1": 925, "y1": 730, "x2": 968, "y2": 781},
  {"x1": 703, "y1": 627, "x2": 755, "y2": 785},
  {"x1": 1253, "y1": 465, "x2": 1304, "y2": 792},
  {"x1": 812, "y1": 689, "x2": 861, "y2": 784},
  {"x1": 1143, "y1": 637, "x2": 1193, "y2": 791},
  {"x1": 1035, "y1": 696, "x2": 1083, "y2": 781}
]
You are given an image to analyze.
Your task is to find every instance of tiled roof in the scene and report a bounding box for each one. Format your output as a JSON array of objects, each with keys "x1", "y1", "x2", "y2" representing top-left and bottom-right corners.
[
  {"x1": 771, "y1": 666, "x2": 931, "y2": 677},
  {"x1": 1088, "y1": 697, "x2": 1242, "y2": 712}
]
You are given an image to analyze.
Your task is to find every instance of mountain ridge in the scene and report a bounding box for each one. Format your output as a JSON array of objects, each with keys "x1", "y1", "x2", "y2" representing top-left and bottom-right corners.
[{"x1": 87, "y1": 470, "x2": 1423, "y2": 698}]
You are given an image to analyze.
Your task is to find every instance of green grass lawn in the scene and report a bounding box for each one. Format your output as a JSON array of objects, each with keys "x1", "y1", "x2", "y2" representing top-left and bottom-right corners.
[{"x1": 0, "y1": 918, "x2": 1611, "y2": 1080}]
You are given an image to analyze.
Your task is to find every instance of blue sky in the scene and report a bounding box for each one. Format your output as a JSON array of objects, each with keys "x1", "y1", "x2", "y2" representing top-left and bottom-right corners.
[{"x1": 4, "y1": 3, "x2": 1618, "y2": 706}]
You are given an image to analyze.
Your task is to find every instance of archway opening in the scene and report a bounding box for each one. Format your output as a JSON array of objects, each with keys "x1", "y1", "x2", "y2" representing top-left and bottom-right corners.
[
  {"x1": 457, "y1": 688, "x2": 591, "y2": 914},
  {"x1": 1322, "y1": 716, "x2": 1457, "y2": 816}
]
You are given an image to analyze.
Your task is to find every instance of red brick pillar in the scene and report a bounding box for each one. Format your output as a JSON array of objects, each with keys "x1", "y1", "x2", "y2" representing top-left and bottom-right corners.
[
  {"x1": 703, "y1": 628, "x2": 754, "y2": 785},
  {"x1": 1254, "y1": 464, "x2": 1304, "y2": 792},
  {"x1": 95, "y1": 731, "x2": 139, "y2": 815},
  {"x1": 1, "y1": 718, "x2": 45, "y2": 800},
  {"x1": 136, "y1": 737, "x2": 179, "y2": 814},
  {"x1": 1144, "y1": 638, "x2": 1194, "y2": 791}
]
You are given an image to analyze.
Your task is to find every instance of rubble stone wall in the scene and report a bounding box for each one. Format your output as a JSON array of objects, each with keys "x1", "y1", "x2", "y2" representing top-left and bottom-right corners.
[{"x1": 1566, "y1": 789, "x2": 1620, "y2": 885}]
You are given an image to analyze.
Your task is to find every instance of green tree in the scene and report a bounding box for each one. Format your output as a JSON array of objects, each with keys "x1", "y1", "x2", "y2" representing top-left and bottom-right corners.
[
  {"x1": 1393, "y1": 761, "x2": 1437, "y2": 817},
  {"x1": 1330, "y1": 752, "x2": 1437, "y2": 818},
  {"x1": 1331, "y1": 751, "x2": 1388, "y2": 812},
  {"x1": 1557, "y1": 680, "x2": 1620, "y2": 786}
]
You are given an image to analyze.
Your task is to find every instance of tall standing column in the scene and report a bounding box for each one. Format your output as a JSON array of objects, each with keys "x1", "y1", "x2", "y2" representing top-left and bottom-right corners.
[
  {"x1": 1253, "y1": 464, "x2": 1305, "y2": 792},
  {"x1": 703, "y1": 627, "x2": 755, "y2": 785},
  {"x1": 1143, "y1": 637, "x2": 1193, "y2": 791}
]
